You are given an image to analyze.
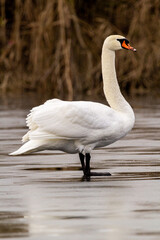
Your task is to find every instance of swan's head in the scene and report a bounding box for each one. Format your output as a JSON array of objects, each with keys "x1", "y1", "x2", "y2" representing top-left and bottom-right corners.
[{"x1": 104, "y1": 35, "x2": 136, "y2": 52}]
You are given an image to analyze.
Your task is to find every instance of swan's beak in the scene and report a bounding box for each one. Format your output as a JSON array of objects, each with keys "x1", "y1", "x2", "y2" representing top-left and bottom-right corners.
[{"x1": 122, "y1": 41, "x2": 136, "y2": 52}]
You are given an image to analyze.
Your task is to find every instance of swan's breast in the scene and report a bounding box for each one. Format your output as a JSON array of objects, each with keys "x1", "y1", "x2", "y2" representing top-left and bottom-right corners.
[{"x1": 93, "y1": 111, "x2": 135, "y2": 148}]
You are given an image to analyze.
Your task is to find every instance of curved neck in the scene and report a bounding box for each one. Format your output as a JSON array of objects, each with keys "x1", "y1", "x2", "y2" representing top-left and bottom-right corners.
[{"x1": 102, "y1": 47, "x2": 134, "y2": 117}]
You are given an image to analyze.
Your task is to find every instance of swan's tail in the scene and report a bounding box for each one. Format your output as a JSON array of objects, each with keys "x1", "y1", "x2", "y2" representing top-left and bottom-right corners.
[{"x1": 9, "y1": 140, "x2": 44, "y2": 156}]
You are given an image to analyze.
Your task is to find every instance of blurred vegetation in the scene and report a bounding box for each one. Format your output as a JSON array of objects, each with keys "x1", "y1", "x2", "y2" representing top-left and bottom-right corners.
[{"x1": 0, "y1": 0, "x2": 160, "y2": 100}]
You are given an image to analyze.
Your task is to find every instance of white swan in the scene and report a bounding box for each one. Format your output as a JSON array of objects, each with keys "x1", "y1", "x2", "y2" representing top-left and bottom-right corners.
[{"x1": 10, "y1": 35, "x2": 136, "y2": 177}]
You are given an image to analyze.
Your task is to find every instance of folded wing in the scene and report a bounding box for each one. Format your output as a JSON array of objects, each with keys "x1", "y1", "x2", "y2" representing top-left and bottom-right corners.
[{"x1": 24, "y1": 99, "x2": 119, "y2": 142}]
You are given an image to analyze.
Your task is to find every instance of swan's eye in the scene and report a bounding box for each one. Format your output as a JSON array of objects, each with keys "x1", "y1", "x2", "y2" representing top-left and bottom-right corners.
[{"x1": 117, "y1": 38, "x2": 129, "y2": 46}]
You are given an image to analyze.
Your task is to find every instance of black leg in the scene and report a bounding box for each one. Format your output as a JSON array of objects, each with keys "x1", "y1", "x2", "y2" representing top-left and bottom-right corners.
[
  {"x1": 79, "y1": 153, "x2": 85, "y2": 173},
  {"x1": 85, "y1": 153, "x2": 91, "y2": 176},
  {"x1": 79, "y1": 152, "x2": 111, "y2": 178}
]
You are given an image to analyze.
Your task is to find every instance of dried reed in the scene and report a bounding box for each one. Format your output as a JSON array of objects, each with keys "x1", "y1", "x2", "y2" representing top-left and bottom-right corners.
[{"x1": 0, "y1": 0, "x2": 160, "y2": 99}]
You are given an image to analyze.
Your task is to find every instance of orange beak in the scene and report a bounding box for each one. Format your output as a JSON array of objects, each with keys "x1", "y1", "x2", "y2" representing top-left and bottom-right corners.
[{"x1": 122, "y1": 40, "x2": 136, "y2": 52}]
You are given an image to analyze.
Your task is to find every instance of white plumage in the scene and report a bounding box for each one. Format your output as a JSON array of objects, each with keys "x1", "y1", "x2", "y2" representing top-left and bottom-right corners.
[{"x1": 10, "y1": 35, "x2": 136, "y2": 177}]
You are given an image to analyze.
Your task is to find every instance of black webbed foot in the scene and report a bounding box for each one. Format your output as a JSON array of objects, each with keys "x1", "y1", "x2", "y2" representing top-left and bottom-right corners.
[{"x1": 90, "y1": 172, "x2": 111, "y2": 176}]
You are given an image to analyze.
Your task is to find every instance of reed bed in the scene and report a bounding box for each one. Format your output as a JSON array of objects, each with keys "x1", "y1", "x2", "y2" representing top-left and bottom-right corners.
[{"x1": 0, "y1": 0, "x2": 160, "y2": 100}]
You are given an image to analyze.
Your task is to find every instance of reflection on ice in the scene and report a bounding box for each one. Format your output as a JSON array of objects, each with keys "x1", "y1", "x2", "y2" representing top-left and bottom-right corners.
[
  {"x1": 0, "y1": 211, "x2": 29, "y2": 238},
  {"x1": 1, "y1": 97, "x2": 160, "y2": 239}
]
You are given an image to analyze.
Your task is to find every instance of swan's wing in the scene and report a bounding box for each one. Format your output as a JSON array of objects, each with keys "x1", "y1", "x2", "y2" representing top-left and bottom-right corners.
[{"x1": 26, "y1": 99, "x2": 119, "y2": 140}]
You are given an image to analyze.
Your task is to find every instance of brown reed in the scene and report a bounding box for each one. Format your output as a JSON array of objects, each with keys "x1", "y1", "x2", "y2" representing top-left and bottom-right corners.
[{"x1": 0, "y1": 0, "x2": 160, "y2": 100}]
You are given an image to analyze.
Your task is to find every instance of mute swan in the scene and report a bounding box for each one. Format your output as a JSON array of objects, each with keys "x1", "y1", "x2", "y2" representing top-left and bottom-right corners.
[{"x1": 10, "y1": 35, "x2": 136, "y2": 177}]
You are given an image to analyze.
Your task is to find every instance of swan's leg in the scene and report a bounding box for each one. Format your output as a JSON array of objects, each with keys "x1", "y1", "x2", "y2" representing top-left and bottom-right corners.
[
  {"x1": 79, "y1": 153, "x2": 85, "y2": 173},
  {"x1": 81, "y1": 153, "x2": 112, "y2": 177},
  {"x1": 85, "y1": 153, "x2": 91, "y2": 176}
]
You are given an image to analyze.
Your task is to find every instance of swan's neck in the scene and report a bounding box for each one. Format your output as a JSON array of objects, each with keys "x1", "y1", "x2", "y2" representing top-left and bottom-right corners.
[{"x1": 102, "y1": 47, "x2": 134, "y2": 118}]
